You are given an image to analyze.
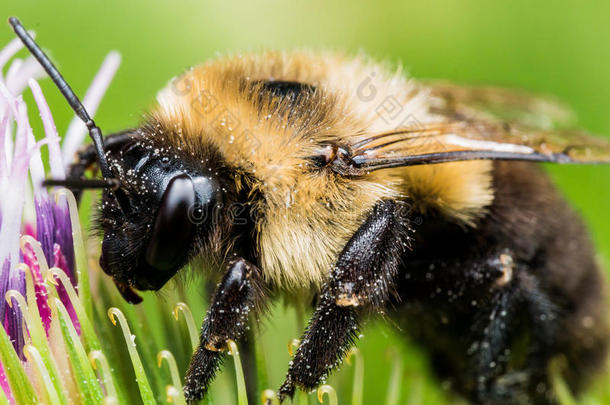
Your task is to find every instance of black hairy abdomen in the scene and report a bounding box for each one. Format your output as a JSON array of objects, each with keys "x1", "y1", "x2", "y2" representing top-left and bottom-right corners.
[{"x1": 391, "y1": 162, "x2": 608, "y2": 403}]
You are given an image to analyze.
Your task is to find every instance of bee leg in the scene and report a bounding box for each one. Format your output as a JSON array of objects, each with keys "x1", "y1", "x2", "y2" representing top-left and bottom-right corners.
[
  {"x1": 184, "y1": 258, "x2": 267, "y2": 402},
  {"x1": 68, "y1": 130, "x2": 134, "y2": 179},
  {"x1": 470, "y1": 283, "x2": 521, "y2": 404},
  {"x1": 277, "y1": 291, "x2": 359, "y2": 400},
  {"x1": 490, "y1": 273, "x2": 558, "y2": 404},
  {"x1": 519, "y1": 272, "x2": 559, "y2": 374},
  {"x1": 67, "y1": 130, "x2": 134, "y2": 201},
  {"x1": 473, "y1": 271, "x2": 558, "y2": 404},
  {"x1": 278, "y1": 200, "x2": 411, "y2": 400}
]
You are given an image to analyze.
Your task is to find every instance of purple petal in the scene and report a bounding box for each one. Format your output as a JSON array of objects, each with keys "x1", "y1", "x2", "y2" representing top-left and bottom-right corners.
[
  {"x1": 0, "y1": 31, "x2": 36, "y2": 79},
  {"x1": 0, "y1": 34, "x2": 32, "y2": 76},
  {"x1": 1, "y1": 259, "x2": 25, "y2": 358},
  {"x1": 27, "y1": 126, "x2": 45, "y2": 196},
  {"x1": 53, "y1": 244, "x2": 80, "y2": 334},
  {"x1": 52, "y1": 203, "x2": 74, "y2": 282},
  {"x1": 28, "y1": 79, "x2": 64, "y2": 180},
  {"x1": 0, "y1": 259, "x2": 10, "y2": 334},
  {"x1": 5, "y1": 57, "x2": 44, "y2": 97},
  {"x1": 33, "y1": 195, "x2": 75, "y2": 285},
  {"x1": 33, "y1": 195, "x2": 55, "y2": 267},
  {"x1": 0, "y1": 93, "x2": 33, "y2": 355},
  {"x1": 21, "y1": 237, "x2": 52, "y2": 335}
]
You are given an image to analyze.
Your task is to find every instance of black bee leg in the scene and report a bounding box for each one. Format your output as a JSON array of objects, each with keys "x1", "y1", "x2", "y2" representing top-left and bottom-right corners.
[
  {"x1": 486, "y1": 273, "x2": 558, "y2": 404},
  {"x1": 278, "y1": 291, "x2": 358, "y2": 400},
  {"x1": 184, "y1": 258, "x2": 267, "y2": 402},
  {"x1": 278, "y1": 200, "x2": 411, "y2": 400},
  {"x1": 68, "y1": 130, "x2": 134, "y2": 179},
  {"x1": 519, "y1": 272, "x2": 558, "y2": 370},
  {"x1": 473, "y1": 270, "x2": 558, "y2": 404},
  {"x1": 471, "y1": 283, "x2": 521, "y2": 404},
  {"x1": 67, "y1": 130, "x2": 134, "y2": 201}
]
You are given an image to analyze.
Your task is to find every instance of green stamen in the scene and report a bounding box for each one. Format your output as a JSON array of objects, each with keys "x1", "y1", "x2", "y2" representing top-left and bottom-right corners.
[
  {"x1": 47, "y1": 266, "x2": 102, "y2": 352},
  {"x1": 227, "y1": 339, "x2": 248, "y2": 405},
  {"x1": 5, "y1": 287, "x2": 65, "y2": 401},
  {"x1": 157, "y1": 350, "x2": 186, "y2": 405},
  {"x1": 23, "y1": 345, "x2": 62, "y2": 404},
  {"x1": 254, "y1": 334, "x2": 270, "y2": 396},
  {"x1": 5, "y1": 290, "x2": 34, "y2": 338},
  {"x1": 52, "y1": 297, "x2": 104, "y2": 404},
  {"x1": 18, "y1": 264, "x2": 68, "y2": 404},
  {"x1": 0, "y1": 324, "x2": 37, "y2": 404},
  {"x1": 346, "y1": 347, "x2": 364, "y2": 405},
  {"x1": 317, "y1": 385, "x2": 338, "y2": 405},
  {"x1": 108, "y1": 307, "x2": 157, "y2": 404},
  {"x1": 89, "y1": 350, "x2": 120, "y2": 404},
  {"x1": 172, "y1": 302, "x2": 198, "y2": 352}
]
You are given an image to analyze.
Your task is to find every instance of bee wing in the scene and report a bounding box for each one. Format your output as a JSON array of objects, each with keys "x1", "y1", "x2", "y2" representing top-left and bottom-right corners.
[
  {"x1": 343, "y1": 83, "x2": 610, "y2": 172},
  {"x1": 349, "y1": 123, "x2": 610, "y2": 174},
  {"x1": 426, "y1": 82, "x2": 577, "y2": 130}
]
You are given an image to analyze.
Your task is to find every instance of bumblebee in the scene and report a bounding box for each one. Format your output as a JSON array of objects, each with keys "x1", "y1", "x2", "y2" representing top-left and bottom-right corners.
[{"x1": 11, "y1": 17, "x2": 610, "y2": 404}]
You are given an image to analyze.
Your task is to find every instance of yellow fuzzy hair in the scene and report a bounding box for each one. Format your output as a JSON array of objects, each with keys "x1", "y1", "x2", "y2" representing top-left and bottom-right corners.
[{"x1": 151, "y1": 50, "x2": 494, "y2": 291}]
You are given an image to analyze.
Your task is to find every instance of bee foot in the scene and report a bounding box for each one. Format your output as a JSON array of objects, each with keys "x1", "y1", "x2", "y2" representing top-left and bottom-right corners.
[
  {"x1": 184, "y1": 345, "x2": 222, "y2": 402},
  {"x1": 277, "y1": 378, "x2": 296, "y2": 403}
]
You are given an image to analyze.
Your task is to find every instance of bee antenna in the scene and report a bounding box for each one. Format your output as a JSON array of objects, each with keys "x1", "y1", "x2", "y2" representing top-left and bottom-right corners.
[
  {"x1": 9, "y1": 17, "x2": 132, "y2": 213},
  {"x1": 8, "y1": 18, "x2": 111, "y2": 177},
  {"x1": 43, "y1": 178, "x2": 120, "y2": 191}
]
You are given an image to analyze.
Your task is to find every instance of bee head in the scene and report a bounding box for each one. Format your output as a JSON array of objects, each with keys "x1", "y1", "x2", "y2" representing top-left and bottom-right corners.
[{"x1": 97, "y1": 133, "x2": 229, "y2": 302}]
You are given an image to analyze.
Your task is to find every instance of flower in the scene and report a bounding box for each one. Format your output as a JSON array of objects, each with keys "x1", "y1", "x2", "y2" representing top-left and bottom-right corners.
[
  {"x1": 0, "y1": 34, "x2": 132, "y2": 403},
  {"x1": 0, "y1": 30, "x2": 119, "y2": 348}
]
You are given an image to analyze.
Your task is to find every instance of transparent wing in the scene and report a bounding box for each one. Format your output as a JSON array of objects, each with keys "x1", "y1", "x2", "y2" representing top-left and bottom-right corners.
[
  {"x1": 346, "y1": 85, "x2": 610, "y2": 172},
  {"x1": 349, "y1": 122, "x2": 610, "y2": 172},
  {"x1": 426, "y1": 82, "x2": 577, "y2": 130}
]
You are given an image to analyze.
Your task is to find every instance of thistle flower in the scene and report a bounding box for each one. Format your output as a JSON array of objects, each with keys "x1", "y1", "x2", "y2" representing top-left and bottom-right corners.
[
  {"x1": 0, "y1": 30, "x2": 118, "y2": 347},
  {"x1": 0, "y1": 33, "x2": 118, "y2": 401}
]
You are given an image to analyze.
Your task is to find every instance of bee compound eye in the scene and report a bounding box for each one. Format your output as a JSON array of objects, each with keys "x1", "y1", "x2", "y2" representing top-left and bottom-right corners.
[{"x1": 144, "y1": 174, "x2": 196, "y2": 271}]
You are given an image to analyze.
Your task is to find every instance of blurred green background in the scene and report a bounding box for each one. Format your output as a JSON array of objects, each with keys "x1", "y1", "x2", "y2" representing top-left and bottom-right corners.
[{"x1": 2, "y1": 1, "x2": 610, "y2": 404}]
